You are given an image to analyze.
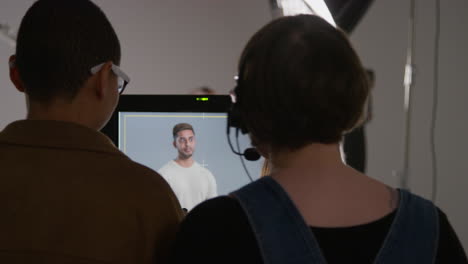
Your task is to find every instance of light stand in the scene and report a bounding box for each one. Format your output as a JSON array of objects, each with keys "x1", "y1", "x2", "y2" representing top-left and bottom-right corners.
[
  {"x1": 269, "y1": 0, "x2": 336, "y2": 27},
  {"x1": 401, "y1": 0, "x2": 417, "y2": 190}
]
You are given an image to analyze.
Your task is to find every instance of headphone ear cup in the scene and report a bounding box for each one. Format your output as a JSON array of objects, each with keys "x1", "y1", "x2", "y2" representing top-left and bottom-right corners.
[{"x1": 244, "y1": 147, "x2": 261, "y2": 161}]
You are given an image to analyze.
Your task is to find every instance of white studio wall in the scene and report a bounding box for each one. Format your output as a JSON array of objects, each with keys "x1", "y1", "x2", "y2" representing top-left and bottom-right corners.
[
  {"x1": 352, "y1": 0, "x2": 468, "y2": 249},
  {"x1": 0, "y1": 0, "x2": 272, "y2": 128}
]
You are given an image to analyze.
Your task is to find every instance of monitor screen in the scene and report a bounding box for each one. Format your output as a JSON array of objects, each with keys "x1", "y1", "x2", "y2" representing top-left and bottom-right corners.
[{"x1": 102, "y1": 95, "x2": 263, "y2": 210}]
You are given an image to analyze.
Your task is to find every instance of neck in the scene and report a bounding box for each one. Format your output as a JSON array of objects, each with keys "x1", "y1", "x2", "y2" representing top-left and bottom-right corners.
[
  {"x1": 272, "y1": 143, "x2": 343, "y2": 167},
  {"x1": 269, "y1": 143, "x2": 395, "y2": 228},
  {"x1": 175, "y1": 157, "x2": 194, "y2": 168},
  {"x1": 270, "y1": 143, "x2": 348, "y2": 180},
  {"x1": 27, "y1": 98, "x2": 98, "y2": 130}
]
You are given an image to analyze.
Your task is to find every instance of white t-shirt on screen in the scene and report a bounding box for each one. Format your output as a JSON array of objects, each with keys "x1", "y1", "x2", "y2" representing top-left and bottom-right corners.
[{"x1": 158, "y1": 160, "x2": 217, "y2": 211}]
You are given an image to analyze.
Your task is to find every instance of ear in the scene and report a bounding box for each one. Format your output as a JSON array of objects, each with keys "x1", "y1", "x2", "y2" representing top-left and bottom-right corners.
[
  {"x1": 249, "y1": 134, "x2": 269, "y2": 158},
  {"x1": 93, "y1": 61, "x2": 114, "y2": 100},
  {"x1": 173, "y1": 140, "x2": 176, "y2": 148},
  {"x1": 9, "y1": 55, "x2": 26, "y2": 93}
]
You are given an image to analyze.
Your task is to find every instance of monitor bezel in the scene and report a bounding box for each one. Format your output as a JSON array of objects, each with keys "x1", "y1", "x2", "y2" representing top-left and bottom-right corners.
[{"x1": 101, "y1": 94, "x2": 232, "y2": 145}]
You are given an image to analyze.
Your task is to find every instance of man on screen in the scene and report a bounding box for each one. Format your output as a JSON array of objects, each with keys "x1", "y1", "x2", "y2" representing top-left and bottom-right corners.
[{"x1": 159, "y1": 123, "x2": 218, "y2": 211}]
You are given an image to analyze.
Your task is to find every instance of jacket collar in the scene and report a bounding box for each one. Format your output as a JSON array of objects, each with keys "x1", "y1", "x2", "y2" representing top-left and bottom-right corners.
[{"x1": 0, "y1": 119, "x2": 124, "y2": 156}]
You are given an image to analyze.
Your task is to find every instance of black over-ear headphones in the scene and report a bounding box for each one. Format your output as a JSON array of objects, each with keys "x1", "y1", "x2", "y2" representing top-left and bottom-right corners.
[{"x1": 226, "y1": 77, "x2": 261, "y2": 162}]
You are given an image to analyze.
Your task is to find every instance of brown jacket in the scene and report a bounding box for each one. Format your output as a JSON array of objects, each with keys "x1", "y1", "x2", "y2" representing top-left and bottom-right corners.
[{"x1": 0, "y1": 120, "x2": 184, "y2": 263}]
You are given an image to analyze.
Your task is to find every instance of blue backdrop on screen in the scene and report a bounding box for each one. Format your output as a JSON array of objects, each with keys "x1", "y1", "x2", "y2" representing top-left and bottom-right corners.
[{"x1": 118, "y1": 112, "x2": 263, "y2": 195}]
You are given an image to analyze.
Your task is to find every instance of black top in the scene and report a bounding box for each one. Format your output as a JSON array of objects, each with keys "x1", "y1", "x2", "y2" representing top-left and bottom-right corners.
[{"x1": 172, "y1": 196, "x2": 467, "y2": 264}]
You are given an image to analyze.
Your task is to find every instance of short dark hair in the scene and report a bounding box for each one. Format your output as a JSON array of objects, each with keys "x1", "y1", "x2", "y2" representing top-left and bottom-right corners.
[
  {"x1": 236, "y1": 15, "x2": 369, "y2": 151},
  {"x1": 15, "y1": 0, "x2": 121, "y2": 102},
  {"x1": 173, "y1": 123, "x2": 195, "y2": 139}
]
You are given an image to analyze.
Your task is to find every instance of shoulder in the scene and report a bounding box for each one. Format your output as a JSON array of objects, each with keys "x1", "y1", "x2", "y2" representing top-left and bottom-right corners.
[
  {"x1": 177, "y1": 196, "x2": 245, "y2": 247},
  {"x1": 158, "y1": 160, "x2": 176, "y2": 173},
  {"x1": 132, "y1": 163, "x2": 177, "y2": 200},
  {"x1": 435, "y1": 208, "x2": 468, "y2": 263},
  {"x1": 115, "y1": 160, "x2": 181, "y2": 211},
  {"x1": 173, "y1": 196, "x2": 262, "y2": 263},
  {"x1": 182, "y1": 196, "x2": 245, "y2": 227},
  {"x1": 193, "y1": 162, "x2": 214, "y2": 176},
  {"x1": 158, "y1": 161, "x2": 180, "y2": 182},
  {"x1": 118, "y1": 158, "x2": 166, "y2": 185}
]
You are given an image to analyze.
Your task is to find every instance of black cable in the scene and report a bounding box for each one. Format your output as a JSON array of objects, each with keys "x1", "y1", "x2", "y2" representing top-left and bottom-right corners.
[
  {"x1": 430, "y1": 0, "x2": 440, "y2": 202},
  {"x1": 226, "y1": 121, "x2": 238, "y2": 155},
  {"x1": 235, "y1": 128, "x2": 254, "y2": 182}
]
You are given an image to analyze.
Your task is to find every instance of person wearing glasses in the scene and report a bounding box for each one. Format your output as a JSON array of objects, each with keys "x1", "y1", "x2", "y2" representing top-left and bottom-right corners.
[
  {"x1": 172, "y1": 15, "x2": 467, "y2": 263},
  {"x1": 158, "y1": 123, "x2": 217, "y2": 212},
  {"x1": 0, "y1": 0, "x2": 183, "y2": 263}
]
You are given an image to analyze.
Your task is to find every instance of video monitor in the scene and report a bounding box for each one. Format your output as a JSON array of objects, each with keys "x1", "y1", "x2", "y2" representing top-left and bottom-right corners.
[{"x1": 101, "y1": 95, "x2": 263, "y2": 210}]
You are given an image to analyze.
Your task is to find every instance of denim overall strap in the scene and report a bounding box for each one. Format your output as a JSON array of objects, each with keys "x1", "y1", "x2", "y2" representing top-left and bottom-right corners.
[
  {"x1": 374, "y1": 189, "x2": 439, "y2": 264},
  {"x1": 231, "y1": 176, "x2": 327, "y2": 264}
]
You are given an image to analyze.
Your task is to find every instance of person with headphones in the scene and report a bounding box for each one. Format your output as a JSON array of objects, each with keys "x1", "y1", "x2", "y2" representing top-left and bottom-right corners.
[{"x1": 171, "y1": 15, "x2": 467, "y2": 263}]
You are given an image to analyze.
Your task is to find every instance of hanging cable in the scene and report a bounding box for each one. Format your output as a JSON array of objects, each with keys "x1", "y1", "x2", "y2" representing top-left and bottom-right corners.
[
  {"x1": 235, "y1": 128, "x2": 254, "y2": 182},
  {"x1": 430, "y1": 0, "x2": 440, "y2": 202}
]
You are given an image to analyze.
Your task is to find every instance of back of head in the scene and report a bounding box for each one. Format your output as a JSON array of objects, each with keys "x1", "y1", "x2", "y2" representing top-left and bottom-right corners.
[
  {"x1": 15, "y1": 0, "x2": 121, "y2": 103},
  {"x1": 236, "y1": 15, "x2": 369, "y2": 151}
]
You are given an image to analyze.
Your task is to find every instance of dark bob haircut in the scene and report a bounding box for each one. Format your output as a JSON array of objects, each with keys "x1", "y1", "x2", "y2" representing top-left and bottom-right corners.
[
  {"x1": 235, "y1": 15, "x2": 369, "y2": 151},
  {"x1": 15, "y1": 0, "x2": 121, "y2": 102}
]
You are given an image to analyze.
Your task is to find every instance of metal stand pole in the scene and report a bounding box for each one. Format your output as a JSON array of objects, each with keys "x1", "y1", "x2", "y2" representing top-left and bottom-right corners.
[{"x1": 401, "y1": 0, "x2": 416, "y2": 190}]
